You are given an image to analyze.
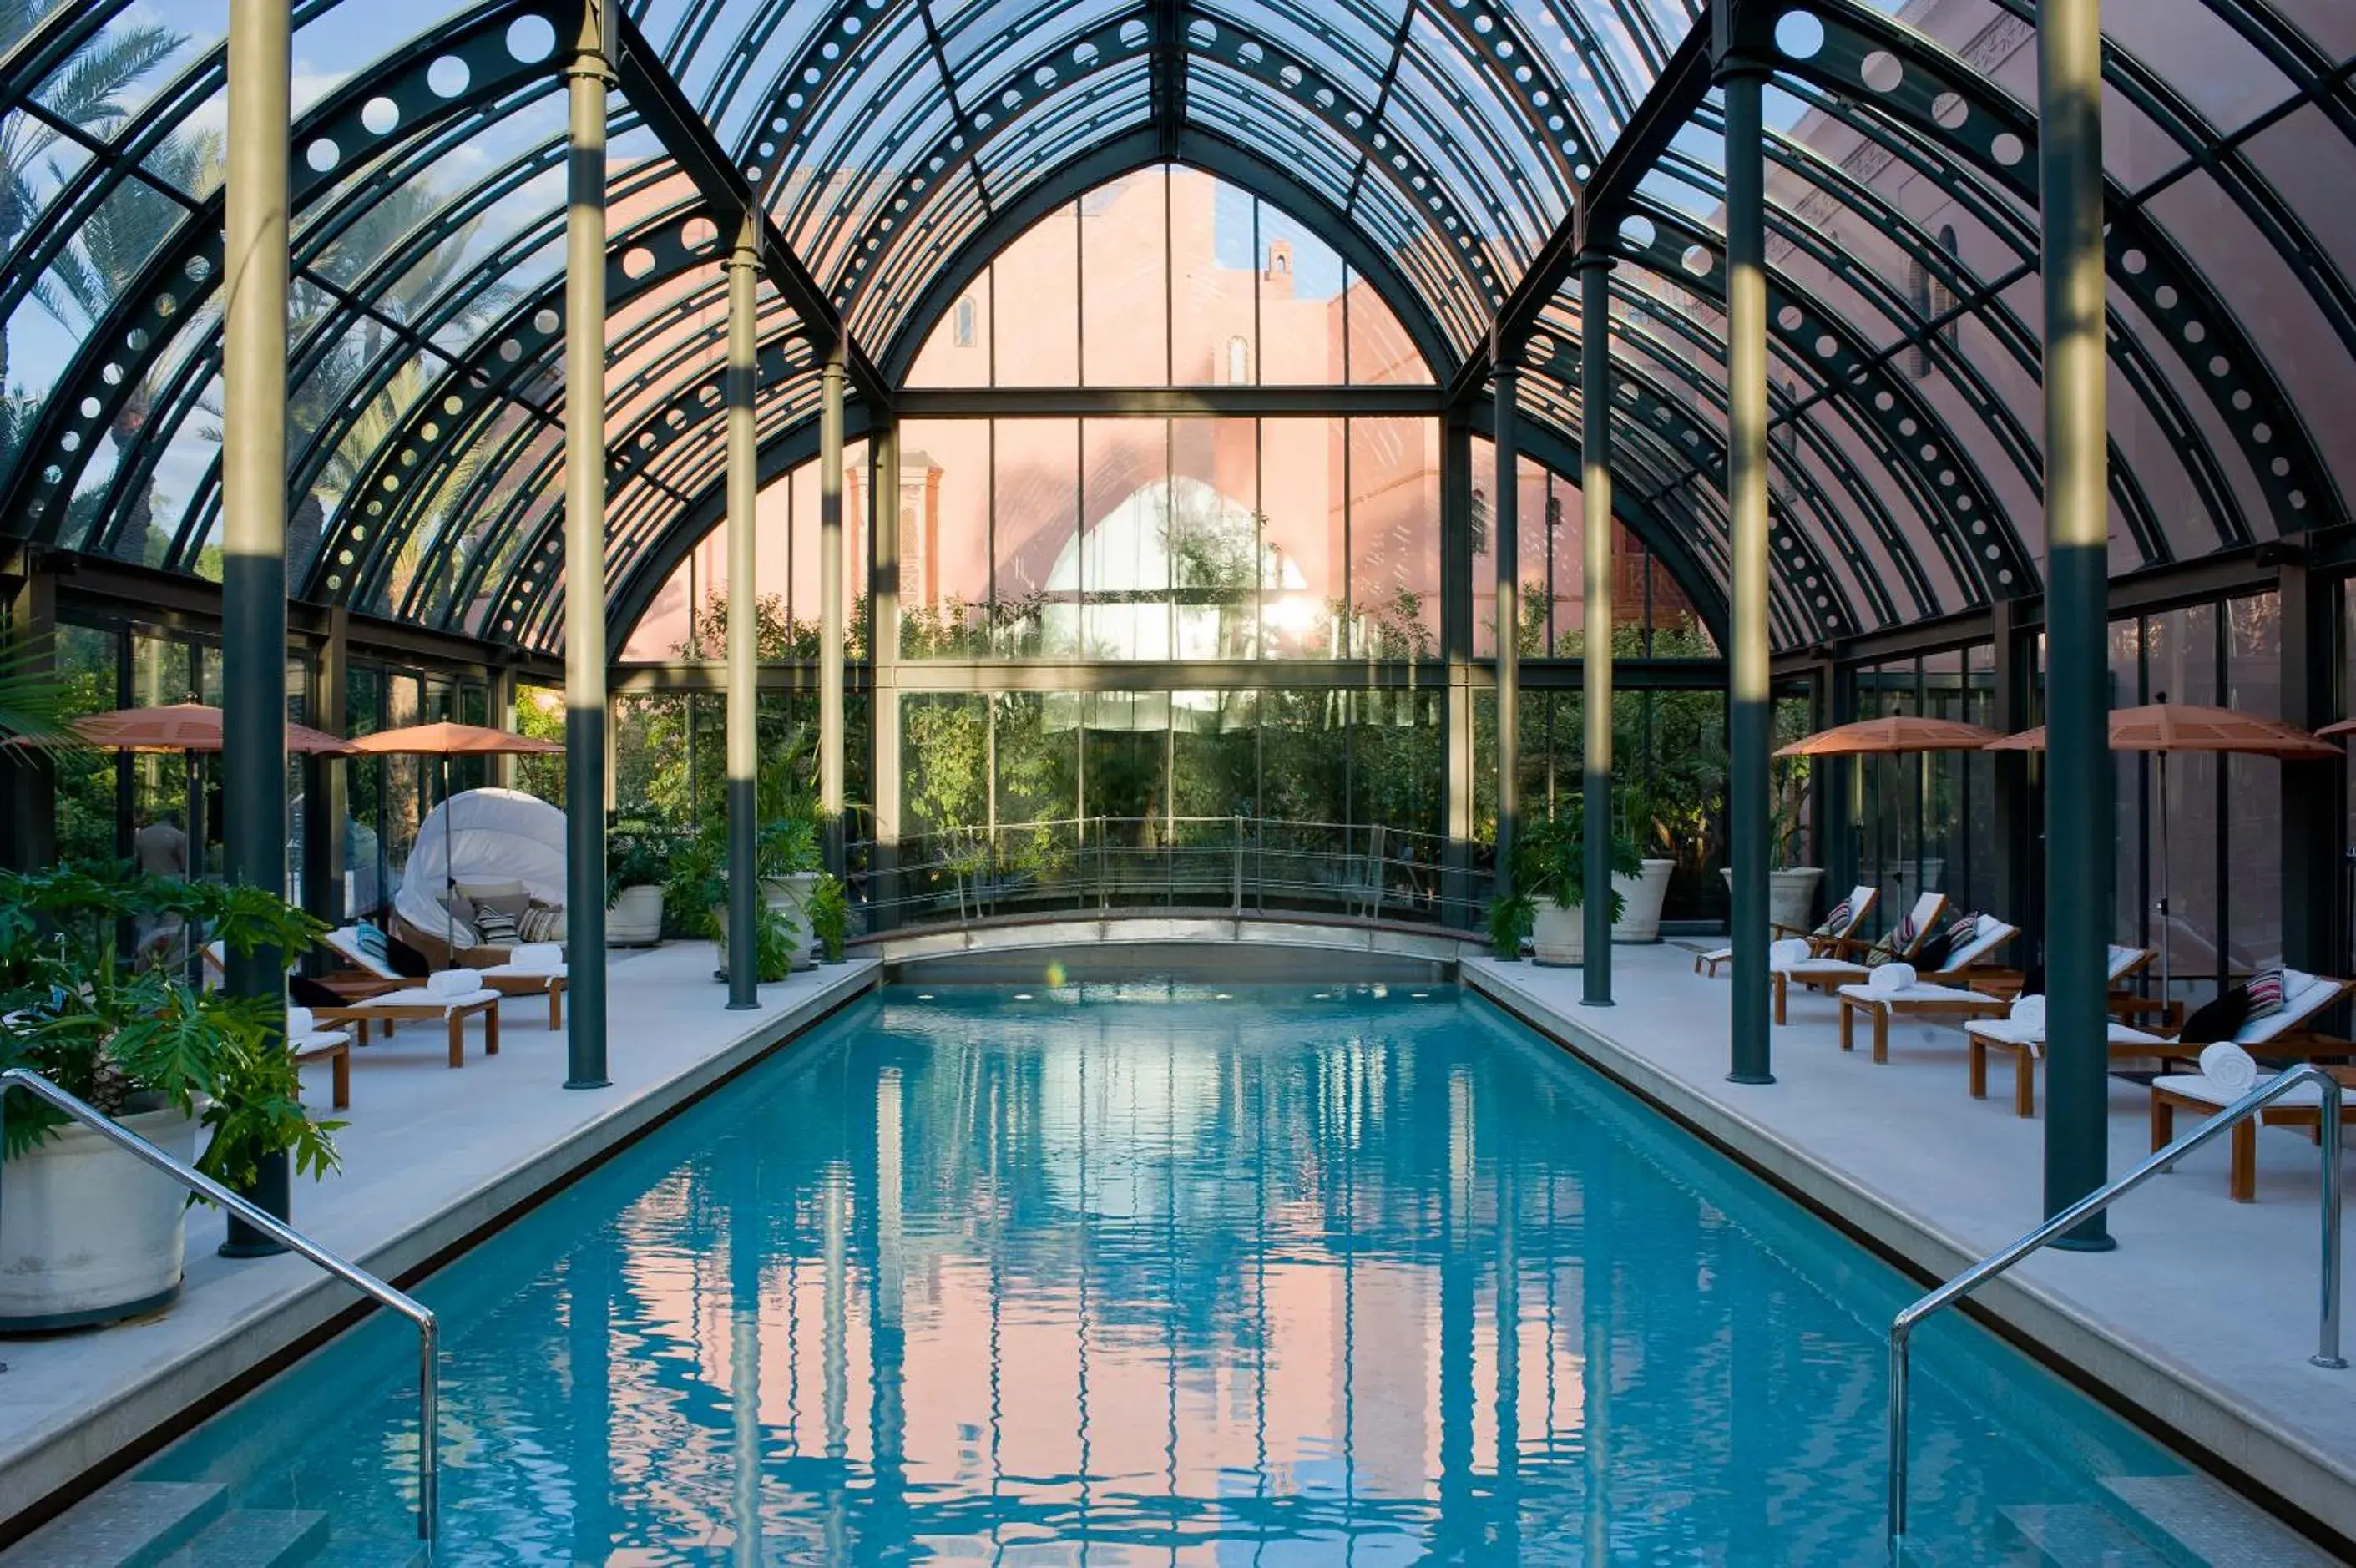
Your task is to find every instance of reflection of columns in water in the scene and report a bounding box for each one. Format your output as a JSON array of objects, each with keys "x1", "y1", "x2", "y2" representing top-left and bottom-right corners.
[
  {"x1": 821, "y1": 1161, "x2": 849, "y2": 1561},
  {"x1": 1581, "y1": 1170, "x2": 1613, "y2": 1565},
  {"x1": 731, "y1": 1130, "x2": 765, "y2": 1568},
  {"x1": 870, "y1": 1068, "x2": 908, "y2": 1523},
  {"x1": 1438, "y1": 1068, "x2": 1474, "y2": 1547},
  {"x1": 1494, "y1": 1128, "x2": 1521, "y2": 1557},
  {"x1": 567, "y1": 1242, "x2": 614, "y2": 1565}
]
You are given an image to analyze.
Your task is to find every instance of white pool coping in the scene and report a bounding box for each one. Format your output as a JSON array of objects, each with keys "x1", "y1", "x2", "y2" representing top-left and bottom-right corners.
[
  {"x1": 0, "y1": 946, "x2": 879, "y2": 1527},
  {"x1": 1464, "y1": 946, "x2": 2356, "y2": 1545}
]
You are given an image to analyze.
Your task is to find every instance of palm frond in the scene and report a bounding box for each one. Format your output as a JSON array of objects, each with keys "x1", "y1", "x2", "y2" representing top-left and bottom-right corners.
[
  {"x1": 0, "y1": 625, "x2": 89, "y2": 758},
  {"x1": 34, "y1": 24, "x2": 185, "y2": 129}
]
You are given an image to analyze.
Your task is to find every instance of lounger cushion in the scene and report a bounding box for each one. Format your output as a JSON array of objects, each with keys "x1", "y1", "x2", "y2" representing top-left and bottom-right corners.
[
  {"x1": 1838, "y1": 980, "x2": 1991, "y2": 1007},
  {"x1": 344, "y1": 984, "x2": 498, "y2": 1011},
  {"x1": 457, "y1": 879, "x2": 532, "y2": 919},
  {"x1": 2241, "y1": 969, "x2": 2338, "y2": 1046},
  {"x1": 2152, "y1": 1071, "x2": 2328, "y2": 1110},
  {"x1": 1964, "y1": 1017, "x2": 2169, "y2": 1054}
]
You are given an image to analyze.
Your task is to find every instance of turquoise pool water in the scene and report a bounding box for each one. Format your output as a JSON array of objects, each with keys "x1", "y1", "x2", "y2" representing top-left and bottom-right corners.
[{"x1": 138, "y1": 984, "x2": 2195, "y2": 1563}]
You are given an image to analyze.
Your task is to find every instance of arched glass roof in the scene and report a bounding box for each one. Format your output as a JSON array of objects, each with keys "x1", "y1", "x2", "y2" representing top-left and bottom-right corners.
[{"x1": 1, "y1": 0, "x2": 2348, "y2": 656}]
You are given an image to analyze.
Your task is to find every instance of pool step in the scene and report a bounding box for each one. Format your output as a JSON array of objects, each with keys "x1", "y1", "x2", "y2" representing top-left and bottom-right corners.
[
  {"x1": 0, "y1": 1481, "x2": 226, "y2": 1567},
  {"x1": 149, "y1": 1510, "x2": 326, "y2": 1568},
  {"x1": 2101, "y1": 1475, "x2": 2342, "y2": 1566},
  {"x1": 2000, "y1": 1503, "x2": 2176, "y2": 1566}
]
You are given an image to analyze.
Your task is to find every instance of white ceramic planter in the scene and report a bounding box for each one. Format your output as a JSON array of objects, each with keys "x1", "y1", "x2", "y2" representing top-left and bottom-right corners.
[
  {"x1": 606, "y1": 883, "x2": 665, "y2": 946},
  {"x1": 761, "y1": 872, "x2": 821, "y2": 971},
  {"x1": 1721, "y1": 867, "x2": 1825, "y2": 933},
  {"x1": 0, "y1": 1099, "x2": 204, "y2": 1331},
  {"x1": 1531, "y1": 899, "x2": 1585, "y2": 966},
  {"x1": 1610, "y1": 858, "x2": 1676, "y2": 943}
]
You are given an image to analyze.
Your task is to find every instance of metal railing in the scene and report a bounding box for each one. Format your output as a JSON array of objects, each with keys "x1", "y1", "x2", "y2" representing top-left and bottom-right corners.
[
  {"x1": 0, "y1": 1069, "x2": 439, "y2": 1547},
  {"x1": 852, "y1": 814, "x2": 1493, "y2": 933},
  {"x1": 1885, "y1": 1064, "x2": 2343, "y2": 1559}
]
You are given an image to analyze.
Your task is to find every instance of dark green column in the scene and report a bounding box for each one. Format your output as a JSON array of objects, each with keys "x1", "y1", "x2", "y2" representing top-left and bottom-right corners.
[
  {"x1": 869, "y1": 420, "x2": 902, "y2": 933},
  {"x1": 561, "y1": 0, "x2": 612, "y2": 1090},
  {"x1": 1440, "y1": 412, "x2": 1475, "y2": 923},
  {"x1": 302, "y1": 608, "x2": 348, "y2": 928},
  {"x1": 1989, "y1": 598, "x2": 2040, "y2": 975},
  {"x1": 2038, "y1": 0, "x2": 2115, "y2": 1247},
  {"x1": 818, "y1": 352, "x2": 847, "y2": 877},
  {"x1": 1494, "y1": 362, "x2": 1522, "y2": 911},
  {"x1": 220, "y1": 0, "x2": 294, "y2": 1247},
  {"x1": 1720, "y1": 53, "x2": 1773, "y2": 1085},
  {"x1": 1578, "y1": 252, "x2": 1616, "y2": 1006},
  {"x1": 724, "y1": 219, "x2": 760, "y2": 1009},
  {"x1": 2279, "y1": 559, "x2": 2343, "y2": 979}
]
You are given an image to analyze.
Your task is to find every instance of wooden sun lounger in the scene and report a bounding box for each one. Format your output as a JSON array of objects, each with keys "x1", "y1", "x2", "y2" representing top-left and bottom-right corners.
[
  {"x1": 2151, "y1": 1063, "x2": 2356, "y2": 1202},
  {"x1": 308, "y1": 992, "x2": 500, "y2": 1069}
]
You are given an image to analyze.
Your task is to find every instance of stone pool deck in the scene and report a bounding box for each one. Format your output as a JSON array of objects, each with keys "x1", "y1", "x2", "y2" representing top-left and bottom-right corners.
[
  {"x1": 1464, "y1": 944, "x2": 2356, "y2": 1545},
  {"x1": 0, "y1": 945, "x2": 879, "y2": 1531}
]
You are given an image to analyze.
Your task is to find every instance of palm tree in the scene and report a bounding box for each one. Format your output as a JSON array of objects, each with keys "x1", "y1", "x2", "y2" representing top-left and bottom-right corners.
[{"x1": 0, "y1": 3, "x2": 188, "y2": 392}]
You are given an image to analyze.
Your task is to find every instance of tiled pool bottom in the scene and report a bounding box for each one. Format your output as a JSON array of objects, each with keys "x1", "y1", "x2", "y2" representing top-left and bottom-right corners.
[{"x1": 131, "y1": 984, "x2": 2198, "y2": 1564}]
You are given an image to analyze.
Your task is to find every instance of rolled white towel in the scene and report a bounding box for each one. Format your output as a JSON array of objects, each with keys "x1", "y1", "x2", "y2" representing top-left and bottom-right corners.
[
  {"x1": 1768, "y1": 937, "x2": 1812, "y2": 971},
  {"x1": 2197, "y1": 1041, "x2": 2259, "y2": 1096},
  {"x1": 1868, "y1": 962, "x2": 1917, "y2": 997},
  {"x1": 426, "y1": 967, "x2": 479, "y2": 1000},
  {"x1": 2009, "y1": 994, "x2": 2046, "y2": 1031},
  {"x1": 508, "y1": 943, "x2": 563, "y2": 972},
  {"x1": 286, "y1": 1004, "x2": 315, "y2": 1038}
]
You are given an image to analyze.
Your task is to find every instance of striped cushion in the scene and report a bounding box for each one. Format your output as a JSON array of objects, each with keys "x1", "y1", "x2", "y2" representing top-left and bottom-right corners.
[
  {"x1": 518, "y1": 900, "x2": 565, "y2": 944},
  {"x1": 1863, "y1": 928, "x2": 1904, "y2": 969},
  {"x1": 2245, "y1": 965, "x2": 2287, "y2": 1022},
  {"x1": 1813, "y1": 898, "x2": 1853, "y2": 937},
  {"x1": 1944, "y1": 913, "x2": 1981, "y2": 953},
  {"x1": 473, "y1": 908, "x2": 520, "y2": 945}
]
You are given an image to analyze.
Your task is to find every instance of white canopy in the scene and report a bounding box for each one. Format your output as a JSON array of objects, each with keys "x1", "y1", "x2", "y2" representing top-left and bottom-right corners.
[{"x1": 395, "y1": 787, "x2": 567, "y2": 950}]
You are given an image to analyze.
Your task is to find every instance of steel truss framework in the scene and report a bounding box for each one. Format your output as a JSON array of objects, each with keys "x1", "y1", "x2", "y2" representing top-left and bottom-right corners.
[{"x1": 0, "y1": 0, "x2": 2347, "y2": 669}]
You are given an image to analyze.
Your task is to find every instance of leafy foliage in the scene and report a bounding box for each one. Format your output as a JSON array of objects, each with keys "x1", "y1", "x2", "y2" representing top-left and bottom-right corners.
[
  {"x1": 806, "y1": 872, "x2": 850, "y2": 961},
  {"x1": 0, "y1": 862, "x2": 339, "y2": 1190},
  {"x1": 1511, "y1": 797, "x2": 1642, "y2": 923}
]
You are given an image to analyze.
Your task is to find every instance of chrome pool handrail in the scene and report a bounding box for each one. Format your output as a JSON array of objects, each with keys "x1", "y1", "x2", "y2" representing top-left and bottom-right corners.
[
  {"x1": 0, "y1": 1068, "x2": 439, "y2": 1547},
  {"x1": 1885, "y1": 1062, "x2": 2343, "y2": 1560}
]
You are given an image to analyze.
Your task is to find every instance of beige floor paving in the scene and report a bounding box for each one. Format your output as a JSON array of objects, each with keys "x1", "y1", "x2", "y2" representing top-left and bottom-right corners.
[
  {"x1": 1464, "y1": 944, "x2": 2356, "y2": 1543},
  {"x1": 0, "y1": 945, "x2": 880, "y2": 1524}
]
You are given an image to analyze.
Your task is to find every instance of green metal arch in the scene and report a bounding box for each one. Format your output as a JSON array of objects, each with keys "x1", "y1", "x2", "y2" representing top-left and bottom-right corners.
[
  {"x1": 1777, "y1": 1, "x2": 2343, "y2": 536},
  {"x1": 0, "y1": 1, "x2": 570, "y2": 548}
]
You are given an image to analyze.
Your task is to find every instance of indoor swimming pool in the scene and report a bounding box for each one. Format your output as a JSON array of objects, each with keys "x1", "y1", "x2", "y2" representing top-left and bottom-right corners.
[{"x1": 132, "y1": 983, "x2": 2201, "y2": 1563}]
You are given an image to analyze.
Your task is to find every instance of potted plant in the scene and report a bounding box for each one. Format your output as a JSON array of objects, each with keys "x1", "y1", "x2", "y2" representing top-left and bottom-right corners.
[
  {"x1": 1720, "y1": 765, "x2": 1823, "y2": 932},
  {"x1": 604, "y1": 826, "x2": 670, "y2": 947},
  {"x1": 806, "y1": 871, "x2": 850, "y2": 963},
  {"x1": 1514, "y1": 802, "x2": 1641, "y2": 967},
  {"x1": 755, "y1": 814, "x2": 822, "y2": 971},
  {"x1": 1608, "y1": 784, "x2": 1677, "y2": 943},
  {"x1": 1486, "y1": 888, "x2": 1534, "y2": 961},
  {"x1": 0, "y1": 864, "x2": 341, "y2": 1329}
]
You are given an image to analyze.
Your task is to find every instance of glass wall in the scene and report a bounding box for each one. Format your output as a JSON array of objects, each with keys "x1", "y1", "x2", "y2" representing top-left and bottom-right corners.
[{"x1": 1850, "y1": 646, "x2": 2000, "y2": 925}]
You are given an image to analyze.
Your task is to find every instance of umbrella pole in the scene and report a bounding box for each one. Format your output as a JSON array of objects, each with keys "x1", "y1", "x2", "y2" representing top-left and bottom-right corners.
[
  {"x1": 2157, "y1": 751, "x2": 2171, "y2": 1002},
  {"x1": 443, "y1": 753, "x2": 456, "y2": 969}
]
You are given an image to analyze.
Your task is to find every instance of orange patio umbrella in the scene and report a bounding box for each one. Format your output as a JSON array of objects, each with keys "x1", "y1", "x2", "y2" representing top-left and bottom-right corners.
[
  {"x1": 61, "y1": 701, "x2": 353, "y2": 755},
  {"x1": 346, "y1": 722, "x2": 563, "y2": 962},
  {"x1": 1987, "y1": 702, "x2": 2338, "y2": 992},
  {"x1": 1774, "y1": 716, "x2": 2005, "y2": 757}
]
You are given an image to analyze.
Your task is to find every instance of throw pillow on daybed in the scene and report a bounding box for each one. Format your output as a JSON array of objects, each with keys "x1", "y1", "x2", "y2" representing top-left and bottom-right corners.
[{"x1": 518, "y1": 898, "x2": 565, "y2": 944}]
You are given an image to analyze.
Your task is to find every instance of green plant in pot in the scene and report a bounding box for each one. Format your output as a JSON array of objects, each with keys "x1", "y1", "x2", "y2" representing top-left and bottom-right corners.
[
  {"x1": 604, "y1": 826, "x2": 673, "y2": 948},
  {"x1": 806, "y1": 871, "x2": 850, "y2": 963},
  {"x1": 0, "y1": 863, "x2": 340, "y2": 1328},
  {"x1": 1514, "y1": 802, "x2": 1641, "y2": 968}
]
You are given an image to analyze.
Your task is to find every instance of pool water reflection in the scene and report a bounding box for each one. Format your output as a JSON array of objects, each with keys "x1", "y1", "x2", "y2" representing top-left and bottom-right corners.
[{"x1": 141, "y1": 984, "x2": 2188, "y2": 1563}]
